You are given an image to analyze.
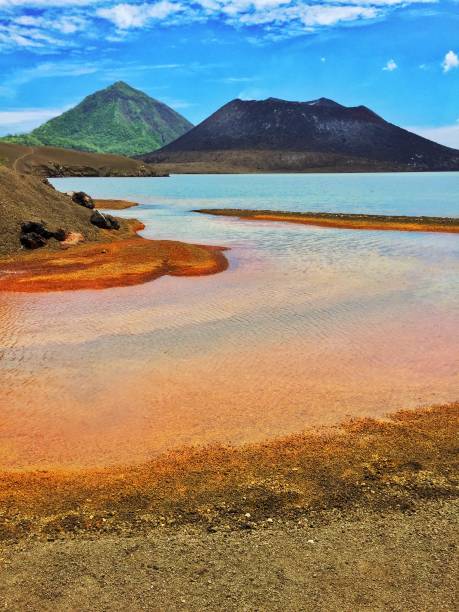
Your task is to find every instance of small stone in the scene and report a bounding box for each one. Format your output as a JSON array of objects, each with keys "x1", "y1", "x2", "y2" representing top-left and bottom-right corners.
[{"x1": 245, "y1": 513, "x2": 251, "y2": 518}]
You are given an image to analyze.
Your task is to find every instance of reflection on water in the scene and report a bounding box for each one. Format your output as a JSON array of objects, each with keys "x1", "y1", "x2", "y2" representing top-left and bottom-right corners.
[{"x1": 0, "y1": 173, "x2": 458, "y2": 469}]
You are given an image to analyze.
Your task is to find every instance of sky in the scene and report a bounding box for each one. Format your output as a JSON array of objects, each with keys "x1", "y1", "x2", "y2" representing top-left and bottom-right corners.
[{"x1": 0, "y1": 0, "x2": 458, "y2": 146}]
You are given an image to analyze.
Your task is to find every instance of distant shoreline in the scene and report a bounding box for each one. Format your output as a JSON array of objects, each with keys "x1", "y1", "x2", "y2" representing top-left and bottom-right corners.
[{"x1": 195, "y1": 208, "x2": 459, "y2": 233}]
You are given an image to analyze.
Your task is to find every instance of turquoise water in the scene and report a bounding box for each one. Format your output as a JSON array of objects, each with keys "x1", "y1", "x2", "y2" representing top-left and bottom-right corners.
[
  {"x1": 0, "y1": 173, "x2": 458, "y2": 468},
  {"x1": 55, "y1": 172, "x2": 459, "y2": 216}
]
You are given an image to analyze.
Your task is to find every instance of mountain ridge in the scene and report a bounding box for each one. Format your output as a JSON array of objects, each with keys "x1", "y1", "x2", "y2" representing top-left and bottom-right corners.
[{"x1": 2, "y1": 82, "x2": 193, "y2": 158}]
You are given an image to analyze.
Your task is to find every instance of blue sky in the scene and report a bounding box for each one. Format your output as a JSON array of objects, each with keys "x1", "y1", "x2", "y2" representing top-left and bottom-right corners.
[{"x1": 0, "y1": 0, "x2": 458, "y2": 146}]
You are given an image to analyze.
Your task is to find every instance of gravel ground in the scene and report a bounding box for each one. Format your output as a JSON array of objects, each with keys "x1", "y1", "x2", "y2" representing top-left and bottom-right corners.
[{"x1": 1, "y1": 499, "x2": 457, "y2": 612}]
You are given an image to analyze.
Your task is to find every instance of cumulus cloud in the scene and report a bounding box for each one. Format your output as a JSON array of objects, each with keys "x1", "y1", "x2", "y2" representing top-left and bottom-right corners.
[
  {"x1": 0, "y1": 0, "x2": 99, "y2": 5},
  {"x1": 0, "y1": 0, "x2": 441, "y2": 51},
  {"x1": 383, "y1": 58, "x2": 397, "y2": 71},
  {"x1": 97, "y1": 2, "x2": 184, "y2": 29},
  {"x1": 442, "y1": 50, "x2": 459, "y2": 73}
]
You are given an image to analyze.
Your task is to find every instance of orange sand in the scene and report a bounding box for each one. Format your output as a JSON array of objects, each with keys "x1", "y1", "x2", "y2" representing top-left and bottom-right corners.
[
  {"x1": 0, "y1": 220, "x2": 228, "y2": 292},
  {"x1": 0, "y1": 402, "x2": 456, "y2": 540},
  {"x1": 94, "y1": 199, "x2": 139, "y2": 210},
  {"x1": 196, "y1": 209, "x2": 459, "y2": 233}
]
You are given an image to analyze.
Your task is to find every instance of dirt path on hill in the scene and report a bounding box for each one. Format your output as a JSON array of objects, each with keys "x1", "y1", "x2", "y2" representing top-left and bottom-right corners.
[
  {"x1": 12, "y1": 146, "x2": 35, "y2": 173},
  {"x1": 1, "y1": 499, "x2": 457, "y2": 612}
]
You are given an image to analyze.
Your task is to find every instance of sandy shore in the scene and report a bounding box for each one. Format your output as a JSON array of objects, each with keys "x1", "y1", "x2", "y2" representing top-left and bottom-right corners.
[
  {"x1": 1, "y1": 403, "x2": 456, "y2": 538},
  {"x1": 0, "y1": 217, "x2": 228, "y2": 292},
  {"x1": 0, "y1": 403, "x2": 457, "y2": 609},
  {"x1": 195, "y1": 209, "x2": 459, "y2": 233}
]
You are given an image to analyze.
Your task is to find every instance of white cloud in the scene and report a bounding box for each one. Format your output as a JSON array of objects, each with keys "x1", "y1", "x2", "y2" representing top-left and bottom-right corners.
[
  {"x1": 408, "y1": 123, "x2": 459, "y2": 149},
  {"x1": 97, "y1": 2, "x2": 184, "y2": 29},
  {"x1": 383, "y1": 58, "x2": 397, "y2": 71},
  {"x1": 0, "y1": 106, "x2": 69, "y2": 135},
  {"x1": 0, "y1": 0, "x2": 442, "y2": 51},
  {"x1": 442, "y1": 50, "x2": 459, "y2": 73},
  {"x1": 14, "y1": 15, "x2": 87, "y2": 34},
  {"x1": 0, "y1": 0, "x2": 99, "y2": 5},
  {"x1": 219, "y1": 76, "x2": 256, "y2": 83}
]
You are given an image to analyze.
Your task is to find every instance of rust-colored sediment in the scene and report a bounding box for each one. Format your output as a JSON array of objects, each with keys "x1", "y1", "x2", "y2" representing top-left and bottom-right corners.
[
  {"x1": 93, "y1": 199, "x2": 139, "y2": 210},
  {"x1": 0, "y1": 219, "x2": 228, "y2": 292},
  {"x1": 0, "y1": 402, "x2": 456, "y2": 541},
  {"x1": 195, "y1": 209, "x2": 459, "y2": 233}
]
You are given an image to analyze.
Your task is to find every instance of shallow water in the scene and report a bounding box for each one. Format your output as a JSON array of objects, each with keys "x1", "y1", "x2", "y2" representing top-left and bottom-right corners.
[{"x1": 1, "y1": 173, "x2": 458, "y2": 469}]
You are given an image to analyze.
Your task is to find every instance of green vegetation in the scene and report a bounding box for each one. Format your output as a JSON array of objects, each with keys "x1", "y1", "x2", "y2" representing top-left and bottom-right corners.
[{"x1": 2, "y1": 82, "x2": 193, "y2": 157}]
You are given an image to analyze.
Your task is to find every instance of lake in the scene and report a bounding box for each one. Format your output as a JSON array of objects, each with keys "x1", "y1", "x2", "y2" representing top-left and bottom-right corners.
[{"x1": 1, "y1": 173, "x2": 458, "y2": 469}]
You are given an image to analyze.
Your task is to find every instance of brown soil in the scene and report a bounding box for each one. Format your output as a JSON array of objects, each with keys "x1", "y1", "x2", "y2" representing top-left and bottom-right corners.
[
  {"x1": 94, "y1": 199, "x2": 139, "y2": 210},
  {"x1": 0, "y1": 165, "x2": 101, "y2": 257},
  {"x1": 196, "y1": 208, "x2": 459, "y2": 233},
  {"x1": 0, "y1": 142, "x2": 163, "y2": 177},
  {"x1": 0, "y1": 403, "x2": 457, "y2": 610}
]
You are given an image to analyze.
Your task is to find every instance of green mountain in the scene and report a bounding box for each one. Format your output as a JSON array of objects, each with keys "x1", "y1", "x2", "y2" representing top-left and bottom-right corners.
[{"x1": 2, "y1": 82, "x2": 193, "y2": 157}]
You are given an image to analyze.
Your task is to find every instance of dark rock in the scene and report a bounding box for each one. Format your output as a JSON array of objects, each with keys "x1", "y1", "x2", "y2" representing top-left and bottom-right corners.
[
  {"x1": 53, "y1": 228, "x2": 67, "y2": 242},
  {"x1": 72, "y1": 191, "x2": 95, "y2": 209},
  {"x1": 90, "y1": 210, "x2": 120, "y2": 230},
  {"x1": 21, "y1": 221, "x2": 53, "y2": 240},
  {"x1": 20, "y1": 232, "x2": 48, "y2": 249},
  {"x1": 20, "y1": 221, "x2": 67, "y2": 249}
]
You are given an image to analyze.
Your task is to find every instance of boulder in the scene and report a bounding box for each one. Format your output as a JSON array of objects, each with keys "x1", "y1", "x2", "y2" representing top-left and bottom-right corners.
[
  {"x1": 90, "y1": 210, "x2": 120, "y2": 230},
  {"x1": 20, "y1": 221, "x2": 66, "y2": 250},
  {"x1": 20, "y1": 232, "x2": 48, "y2": 250},
  {"x1": 71, "y1": 191, "x2": 95, "y2": 209},
  {"x1": 21, "y1": 221, "x2": 54, "y2": 240}
]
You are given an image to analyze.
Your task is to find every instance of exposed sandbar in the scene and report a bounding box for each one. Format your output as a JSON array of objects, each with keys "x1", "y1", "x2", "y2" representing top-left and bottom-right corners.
[
  {"x1": 0, "y1": 219, "x2": 228, "y2": 292},
  {"x1": 195, "y1": 208, "x2": 459, "y2": 233},
  {"x1": 93, "y1": 199, "x2": 139, "y2": 210}
]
